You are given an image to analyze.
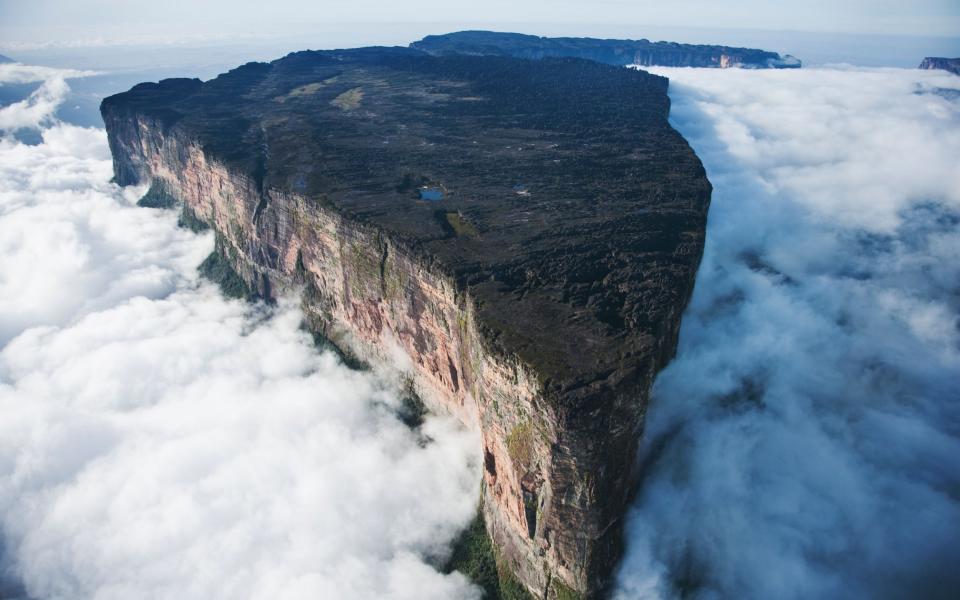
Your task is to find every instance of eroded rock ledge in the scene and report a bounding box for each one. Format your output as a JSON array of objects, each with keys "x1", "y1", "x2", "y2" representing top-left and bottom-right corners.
[{"x1": 101, "y1": 46, "x2": 710, "y2": 599}]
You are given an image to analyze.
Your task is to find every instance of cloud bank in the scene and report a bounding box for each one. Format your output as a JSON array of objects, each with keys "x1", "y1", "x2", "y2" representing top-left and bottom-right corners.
[
  {"x1": 0, "y1": 64, "x2": 98, "y2": 84},
  {"x1": 0, "y1": 71, "x2": 480, "y2": 599},
  {"x1": 4, "y1": 57, "x2": 959, "y2": 600},
  {"x1": 0, "y1": 64, "x2": 97, "y2": 133},
  {"x1": 615, "y1": 67, "x2": 960, "y2": 599}
]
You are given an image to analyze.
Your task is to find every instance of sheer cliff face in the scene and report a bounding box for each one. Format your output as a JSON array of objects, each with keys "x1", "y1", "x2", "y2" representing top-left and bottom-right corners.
[
  {"x1": 102, "y1": 48, "x2": 710, "y2": 599},
  {"x1": 412, "y1": 31, "x2": 801, "y2": 69}
]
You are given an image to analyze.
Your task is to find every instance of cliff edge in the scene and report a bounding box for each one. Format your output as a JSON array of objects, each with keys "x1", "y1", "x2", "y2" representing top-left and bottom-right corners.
[
  {"x1": 101, "y1": 46, "x2": 711, "y2": 598},
  {"x1": 412, "y1": 30, "x2": 801, "y2": 69},
  {"x1": 920, "y1": 57, "x2": 960, "y2": 75}
]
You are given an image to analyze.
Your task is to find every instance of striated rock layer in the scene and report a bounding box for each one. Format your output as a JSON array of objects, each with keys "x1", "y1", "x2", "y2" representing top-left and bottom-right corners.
[
  {"x1": 101, "y1": 46, "x2": 710, "y2": 598},
  {"x1": 413, "y1": 30, "x2": 801, "y2": 69}
]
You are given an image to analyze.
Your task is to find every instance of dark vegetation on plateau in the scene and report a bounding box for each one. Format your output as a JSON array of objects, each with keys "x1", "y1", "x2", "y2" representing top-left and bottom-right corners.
[
  {"x1": 445, "y1": 510, "x2": 534, "y2": 600},
  {"x1": 102, "y1": 47, "x2": 710, "y2": 395}
]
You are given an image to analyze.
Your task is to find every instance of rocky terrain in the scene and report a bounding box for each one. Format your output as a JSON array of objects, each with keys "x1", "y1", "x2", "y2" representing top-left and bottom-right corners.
[
  {"x1": 920, "y1": 56, "x2": 960, "y2": 75},
  {"x1": 412, "y1": 30, "x2": 800, "y2": 69},
  {"x1": 101, "y1": 45, "x2": 711, "y2": 599}
]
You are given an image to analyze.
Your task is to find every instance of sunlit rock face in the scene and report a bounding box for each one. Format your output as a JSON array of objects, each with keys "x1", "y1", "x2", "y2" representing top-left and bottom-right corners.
[{"x1": 101, "y1": 47, "x2": 710, "y2": 598}]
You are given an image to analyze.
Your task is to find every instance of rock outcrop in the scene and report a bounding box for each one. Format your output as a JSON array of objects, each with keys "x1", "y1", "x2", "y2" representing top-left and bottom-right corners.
[
  {"x1": 412, "y1": 30, "x2": 800, "y2": 69},
  {"x1": 920, "y1": 57, "x2": 960, "y2": 75},
  {"x1": 101, "y1": 46, "x2": 710, "y2": 599}
]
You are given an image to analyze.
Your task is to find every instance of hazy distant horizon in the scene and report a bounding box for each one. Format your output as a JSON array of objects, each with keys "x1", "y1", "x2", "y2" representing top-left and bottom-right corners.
[
  {"x1": 3, "y1": 20, "x2": 957, "y2": 133},
  {"x1": 3, "y1": 2, "x2": 960, "y2": 598},
  {"x1": 4, "y1": 0, "x2": 960, "y2": 40},
  {"x1": 2, "y1": 21, "x2": 958, "y2": 73}
]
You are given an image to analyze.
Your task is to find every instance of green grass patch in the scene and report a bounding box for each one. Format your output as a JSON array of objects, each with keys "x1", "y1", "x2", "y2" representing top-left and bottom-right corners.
[
  {"x1": 506, "y1": 421, "x2": 535, "y2": 474},
  {"x1": 178, "y1": 205, "x2": 210, "y2": 232},
  {"x1": 274, "y1": 76, "x2": 339, "y2": 103},
  {"x1": 551, "y1": 579, "x2": 583, "y2": 600},
  {"x1": 307, "y1": 329, "x2": 369, "y2": 372},
  {"x1": 397, "y1": 382, "x2": 428, "y2": 430},
  {"x1": 137, "y1": 179, "x2": 178, "y2": 208},
  {"x1": 445, "y1": 211, "x2": 480, "y2": 238},
  {"x1": 445, "y1": 509, "x2": 534, "y2": 600},
  {"x1": 331, "y1": 87, "x2": 364, "y2": 110},
  {"x1": 198, "y1": 250, "x2": 250, "y2": 299}
]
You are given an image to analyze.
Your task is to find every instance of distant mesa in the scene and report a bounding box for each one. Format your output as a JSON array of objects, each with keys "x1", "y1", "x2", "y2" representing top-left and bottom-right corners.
[
  {"x1": 0, "y1": 54, "x2": 15, "y2": 64},
  {"x1": 919, "y1": 57, "x2": 960, "y2": 76},
  {"x1": 411, "y1": 30, "x2": 801, "y2": 69}
]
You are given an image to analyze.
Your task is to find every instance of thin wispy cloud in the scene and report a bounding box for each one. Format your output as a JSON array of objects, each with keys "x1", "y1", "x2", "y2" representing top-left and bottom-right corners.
[
  {"x1": 0, "y1": 64, "x2": 98, "y2": 84},
  {"x1": 2, "y1": 48, "x2": 959, "y2": 600},
  {"x1": 0, "y1": 64, "x2": 98, "y2": 132}
]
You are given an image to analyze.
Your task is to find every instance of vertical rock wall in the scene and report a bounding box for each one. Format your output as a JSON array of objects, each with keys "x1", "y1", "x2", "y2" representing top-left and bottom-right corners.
[{"x1": 103, "y1": 111, "x2": 662, "y2": 598}]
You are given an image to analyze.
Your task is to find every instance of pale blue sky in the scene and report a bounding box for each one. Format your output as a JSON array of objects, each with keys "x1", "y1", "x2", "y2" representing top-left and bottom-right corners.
[{"x1": 1, "y1": 0, "x2": 959, "y2": 49}]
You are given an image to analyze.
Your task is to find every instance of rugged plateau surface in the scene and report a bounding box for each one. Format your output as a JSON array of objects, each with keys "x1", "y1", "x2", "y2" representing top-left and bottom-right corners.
[
  {"x1": 101, "y1": 45, "x2": 711, "y2": 598},
  {"x1": 412, "y1": 30, "x2": 800, "y2": 69},
  {"x1": 920, "y1": 56, "x2": 960, "y2": 75}
]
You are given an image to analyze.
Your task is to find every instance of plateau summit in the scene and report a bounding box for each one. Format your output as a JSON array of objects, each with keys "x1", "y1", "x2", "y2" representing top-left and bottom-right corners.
[{"x1": 98, "y1": 32, "x2": 784, "y2": 597}]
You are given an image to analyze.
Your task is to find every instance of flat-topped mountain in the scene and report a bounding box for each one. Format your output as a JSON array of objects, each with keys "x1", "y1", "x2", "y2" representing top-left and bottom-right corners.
[
  {"x1": 103, "y1": 48, "x2": 708, "y2": 388},
  {"x1": 920, "y1": 57, "x2": 960, "y2": 75},
  {"x1": 102, "y1": 45, "x2": 710, "y2": 599},
  {"x1": 413, "y1": 30, "x2": 801, "y2": 69}
]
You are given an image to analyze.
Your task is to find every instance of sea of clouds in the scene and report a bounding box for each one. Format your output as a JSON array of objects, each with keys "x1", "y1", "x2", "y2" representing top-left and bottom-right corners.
[
  {"x1": 615, "y1": 67, "x2": 960, "y2": 599},
  {"x1": 2, "y1": 58, "x2": 959, "y2": 600},
  {"x1": 0, "y1": 65, "x2": 481, "y2": 600}
]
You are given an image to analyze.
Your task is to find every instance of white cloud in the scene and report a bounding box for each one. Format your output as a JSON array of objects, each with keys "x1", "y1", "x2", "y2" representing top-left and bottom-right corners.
[
  {"x1": 615, "y1": 67, "x2": 960, "y2": 599},
  {"x1": 0, "y1": 77, "x2": 69, "y2": 130},
  {"x1": 5, "y1": 56, "x2": 959, "y2": 600},
  {"x1": 0, "y1": 126, "x2": 207, "y2": 344},
  {"x1": 0, "y1": 294, "x2": 481, "y2": 600},
  {"x1": 0, "y1": 64, "x2": 98, "y2": 84},
  {"x1": 0, "y1": 68, "x2": 481, "y2": 599},
  {"x1": 0, "y1": 65, "x2": 98, "y2": 132}
]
